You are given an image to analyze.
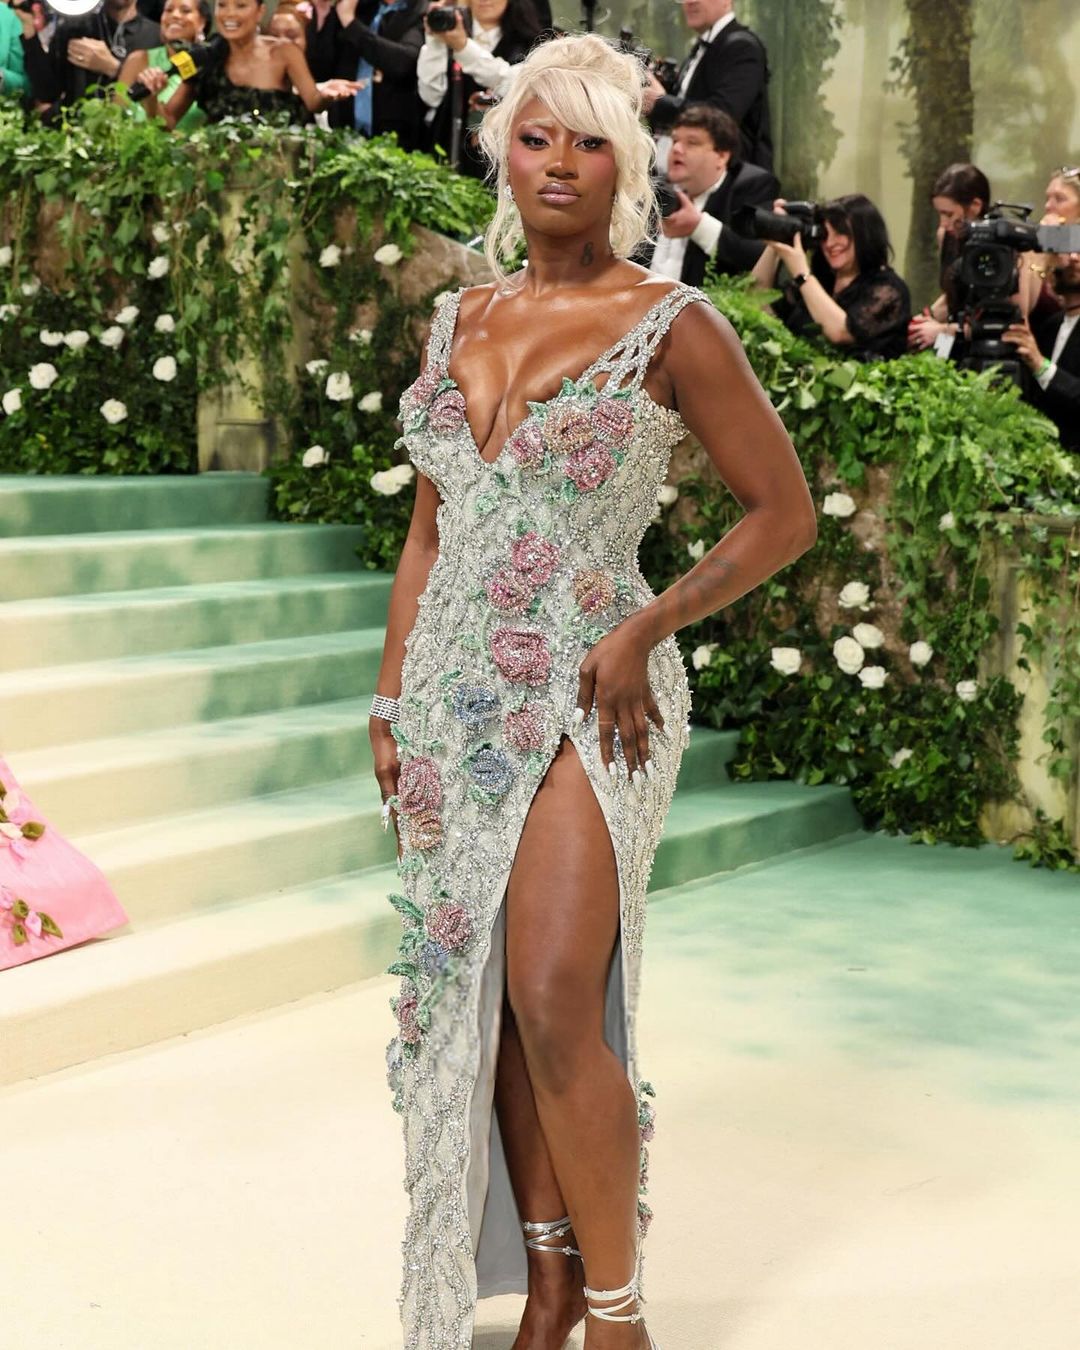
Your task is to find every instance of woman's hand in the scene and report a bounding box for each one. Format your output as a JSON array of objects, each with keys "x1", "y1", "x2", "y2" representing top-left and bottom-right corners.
[
  {"x1": 769, "y1": 234, "x2": 810, "y2": 278},
  {"x1": 138, "y1": 66, "x2": 169, "y2": 95},
  {"x1": 68, "y1": 37, "x2": 120, "y2": 77},
  {"x1": 908, "y1": 310, "x2": 948, "y2": 350},
  {"x1": 576, "y1": 620, "x2": 664, "y2": 785},
  {"x1": 425, "y1": 1, "x2": 468, "y2": 52},
  {"x1": 317, "y1": 77, "x2": 362, "y2": 100},
  {"x1": 370, "y1": 717, "x2": 402, "y2": 852}
]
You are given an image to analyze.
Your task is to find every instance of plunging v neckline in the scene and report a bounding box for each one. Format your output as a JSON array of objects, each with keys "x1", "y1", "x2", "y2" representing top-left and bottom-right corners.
[{"x1": 442, "y1": 286, "x2": 684, "y2": 468}]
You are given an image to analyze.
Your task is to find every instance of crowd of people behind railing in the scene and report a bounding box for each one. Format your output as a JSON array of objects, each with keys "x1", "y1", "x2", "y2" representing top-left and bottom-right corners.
[{"x1": 0, "y1": 0, "x2": 1077, "y2": 447}]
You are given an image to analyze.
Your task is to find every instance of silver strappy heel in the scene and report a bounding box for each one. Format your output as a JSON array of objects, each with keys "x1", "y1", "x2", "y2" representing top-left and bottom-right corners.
[
  {"x1": 522, "y1": 1215, "x2": 581, "y2": 1258},
  {"x1": 583, "y1": 1274, "x2": 660, "y2": 1347}
]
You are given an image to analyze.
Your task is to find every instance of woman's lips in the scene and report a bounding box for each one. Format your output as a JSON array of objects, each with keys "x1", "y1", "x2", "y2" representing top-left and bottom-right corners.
[{"x1": 538, "y1": 186, "x2": 580, "y2": 202}]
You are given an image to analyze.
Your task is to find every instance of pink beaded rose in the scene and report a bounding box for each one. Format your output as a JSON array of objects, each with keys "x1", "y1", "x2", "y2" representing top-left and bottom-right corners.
[
  {"x1": 405, "y1": 809, "x2": 443, "y2": 852},
  {"x1": 592, "y1": 398, "x2": 635, "y2": 447},
  {"x1": 543, "y1": 403, "x2": 594, "y2": 457},
  {"x1": 428, "y1": 389, "x2": 467, "y2": 434},
  {"x1": 572, "y1": 568, "x2": 616, "y2": 615},
  {"x1": 425, "y1": 901, "x2": 473, "y2": 952},
  {"x1": 490, "y1": 627, "x2": 552, "y2": 686},
  {"x1": 397, "y1": 756, "x2": 443, "y2": 814},
  {"x1": 506, "y1": 420, "x2": 545, "y2": 470},
  {"x1": 409, "y1": 366, "x2": 441, "y2": 407},
  {"x1": 503, "y1": 703, "x2": 546, "y2": 752},
  {"x1": 510, "y1": 532, "x2": 560, "y2": 586},
  {"x1": 396, "y1": 990, "x2": 422, "y2": 1044},
  {"x1": 565, "y1": 443, "x2": 616, "y2": 492},
  {"x1": 485, "y1": 567, "x2": 536, "y2": 615}
]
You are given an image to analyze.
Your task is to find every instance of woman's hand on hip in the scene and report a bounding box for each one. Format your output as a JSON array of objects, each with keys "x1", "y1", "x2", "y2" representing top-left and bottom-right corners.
[
  {"x1": 576, "y1": 622, "x2": 664, "y2": 784},
  {"x1": 369, "y1": 716, "x2": 401, "y2": 852}
]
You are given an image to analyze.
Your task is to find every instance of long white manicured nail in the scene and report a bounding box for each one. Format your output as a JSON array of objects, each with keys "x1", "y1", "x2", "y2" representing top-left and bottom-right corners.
[
  {"x1": 608, "y1": 760, "x2": 618, "y2": 781},
  {"x1": 644, "y1": 759, "x2": 656, "y2": 781},
  {"x1": 573, "y1": 707, "x2": 585, "y2": 728},
  {"x1": 632, "y1": 769, "x2": 644, "y2": 790}
]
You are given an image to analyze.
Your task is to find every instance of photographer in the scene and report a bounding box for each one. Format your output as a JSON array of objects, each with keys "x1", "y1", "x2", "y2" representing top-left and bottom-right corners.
[
  {"x1": 333, "y1": 0, "x2": 426, "y2": 148},
  {"x1": 0, "y1": 0, "x2": 28, "y2": 102},
  {"x1": 908, "y1": 162, "x2": 990, "y2": 354},
  {"x1": 647, "y1": 104, "x2": 778, "y2": 284},
  {"x1": 20, "y1": 0, "x2": 159, "y2": 121},
  {"x1": 751, "y1": 194, "x2": 912, "y2": 360},
  {"x1": 418, "y1": 0, "x2": 544, "y2": 174},
  {"x1": 1004, "y1": 251, "x2": 1080, "y2": 452}
]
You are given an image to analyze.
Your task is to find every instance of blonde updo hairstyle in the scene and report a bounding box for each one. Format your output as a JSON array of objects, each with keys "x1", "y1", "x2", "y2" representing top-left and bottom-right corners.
[{"x1": 478, "y1": 33, "x2": 658, "y2": 290}]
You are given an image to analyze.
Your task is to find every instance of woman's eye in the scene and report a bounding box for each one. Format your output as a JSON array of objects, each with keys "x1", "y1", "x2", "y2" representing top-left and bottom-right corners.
[
  {"x1": 578, "y1": 137, "x2": 607, "y2": 150},
  {"x1": 519, "y1": 134, "x2": 547, "y2": 148}
]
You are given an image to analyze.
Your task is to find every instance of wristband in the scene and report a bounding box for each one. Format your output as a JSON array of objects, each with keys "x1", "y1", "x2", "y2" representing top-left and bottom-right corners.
[
  {"x1": 369, "y1": 694, "x2": 401, "y2": 723},
  {"x1": 1036, "y1": 357, "x2": 1052, "y2": 379},
  {"x1": 792, "y1": 271, "x2": 810, "y2": 289}
]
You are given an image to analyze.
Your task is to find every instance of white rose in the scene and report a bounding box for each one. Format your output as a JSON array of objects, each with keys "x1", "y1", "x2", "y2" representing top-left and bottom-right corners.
[
  {"x1": 305, "y1": 359, "x2": 329, "y2": 376},
  {"x1": 116, "y1": 305, "x2": 139, "y2": 326},
  {"x1": 100, "y1": 325, "x2": 125, "y2": 348},
  {"x1": 387, "y1": 463, "x2": 414, "y2": 488},
  {"x1": 2, "y1": 389, "x2": 22, "y2": 416},
  {"x1": 691, "y1": 642, "x2": 716, "y2": 672},
  {"x1": 358, "y1": 391, "x2": 383, "y2": 413},
  {"x1": 152, "y1": 355, "x2": 177, "y2": 383},
  {"x1": 770, "y1": 646, "x2": 802, "y2": 676},
  {"x1": 0, "y1": 304, "x2": 19, "y2": 320},
  {"x1": 858, "y1": 665, "x2": 887, "y2": 689},
  {"x1": 151, "y1": 222, "x2": 171, "y2": 245},
  {"x1": 20, "y1": 278, "x2": 40, "y2": 297},
  {"x1": 319, "y1": 244, "x2": 342, "y2": 268},
  {"x1": 63, "y1": 330, "x2": 90, "y2": 349},
  {"x1": 154, "y1": 313, "x2": 176, "y2": 334},
  {"x1": 325, "y1": 371, "x2": 353, "y2": 402},
  {"x1": 852, "y1": 622, "x2": 884, "y2": 649},
  {"x1": 890, "y1": 747, "x2": 914, "y2": 769},
  {"x1": 939, "y1": 511, "x2": 955, "y2": 530},
  {"x1": 100, "y1": 398, "x2": 128, "y2": 424},
  {"x1": 301, "y1": 445, "x2": 328, "y2": 468},
  {"x1": 687, "y1": 539, "x2": 706, "y2": 561},
  {"x1": 656, "y1": 484, "x2": 678, "y2": 507},
  {"x1": 147, "y1": 256, "x2": 169, "y2": 279},
  {"x1": 370, "y1": 468, "x2": 408, "y2": 495},
  {"x1": 908, "y1": 640, "x2": 933, "y2": 668},
  {"x1": 833, "y1": 635, "x2": 865, "y2": 675},
  {"x1": 28, "y1": 362, "x2": 58, "y2": 390},
  {"x1": 838, "y1": 580, "x2": 870, "y2": 610},
  {"x1": 350, "y1": 328, "x2": 373, "y2": 345},
  {"x1": 0, "y1": 246, "x2": 11, "y2": 267},
  {"x1": 956, "y1": 679, "x2": 978, "y2": 703},
  {"x1": 432, "y1": 290, "x2": 453, "y2": 307},
  {"x1": 822, "y1": 491, "x2": 856, "y2": 518},
  {"x1": 40, "y1": 330, "x2": 65, "y2": 347},
  {"x1": 373, "y1": 242, "x2": 403, "y2": 266}
]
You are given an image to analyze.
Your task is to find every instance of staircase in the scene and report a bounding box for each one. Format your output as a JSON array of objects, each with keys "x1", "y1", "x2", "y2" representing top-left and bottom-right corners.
[{"x1": 0, "y1": 474, "x2": 862, "y2": 1087}]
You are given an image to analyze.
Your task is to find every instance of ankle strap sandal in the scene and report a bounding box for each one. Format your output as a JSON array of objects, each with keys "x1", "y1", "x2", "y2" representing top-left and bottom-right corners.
[
  {"x1": 521, "y1": 1215, "x2": 581, "y2": 1258},
  {"x1": 583, "y1": 1275, "x2": 659, "y2": 1346}
]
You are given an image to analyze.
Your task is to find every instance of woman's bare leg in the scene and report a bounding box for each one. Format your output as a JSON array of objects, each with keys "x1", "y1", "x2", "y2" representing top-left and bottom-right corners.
[{"x1": 502, "y1": 737, "x2": 651, "y2": 1348}]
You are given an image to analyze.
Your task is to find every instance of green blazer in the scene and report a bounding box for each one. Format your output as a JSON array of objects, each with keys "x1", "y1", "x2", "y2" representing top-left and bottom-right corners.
[{"x1": 0, "y1": 4, "x2": 27, "y2": 98}]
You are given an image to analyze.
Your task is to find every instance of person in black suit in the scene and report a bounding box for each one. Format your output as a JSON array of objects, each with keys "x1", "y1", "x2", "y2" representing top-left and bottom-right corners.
[
  {"x1": 646, "y1": 104, "x2": 778, "y2": 284},
  {"x1": 334, "y1": 0, "x2": 426, "y2": 149},
  {"x1": 1005, "y1": 253, "x2": 1080, "y2": 451},
  {"x1": 645, "y1": 0, "x2": 772, "y2": 173}
]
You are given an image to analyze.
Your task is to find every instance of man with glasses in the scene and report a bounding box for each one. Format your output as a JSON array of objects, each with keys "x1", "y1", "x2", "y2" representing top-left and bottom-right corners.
[{"x1": 645, "y1": 0, "x2": 773, "y2": 174}]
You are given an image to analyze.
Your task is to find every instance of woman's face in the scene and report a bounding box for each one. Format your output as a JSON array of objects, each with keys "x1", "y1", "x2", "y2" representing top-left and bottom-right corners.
[
  {"x1": 470, "y1": 0, "x2": 508, "y2": 25},
  {"x1": 932, "y1": 194, "x2": 982, "y2": 237},
  {"x1": 161, "y1": 0, "x2": 205, "y2": 43},
  {"x1": 215, "y1": 0, "x2": 264, "y2": 41},
  {"x1": 820, "y1": 221, "x2": 856, "y2": 275},
  {"x1": 507, "y1": 96, "x2": 618, "y2": 239},
  {"x1": 1045, "y1": 175, "x2": 1080, "y2": 224},
  {"x1": 269, "y1": 9, "x2": 305, "y2": 48}
]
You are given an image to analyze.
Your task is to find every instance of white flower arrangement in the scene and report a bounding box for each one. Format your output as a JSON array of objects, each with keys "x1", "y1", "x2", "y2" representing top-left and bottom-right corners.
[
  {"x1": 115, "y1": 305, "x2": 139, "y2": 326},
  {"x1": 305, "y1": 359, "x2": 329, "y2": 377},
  {"x1": 152, "y1": 355, "x2": 177, "y2": 383},
  {"x1": 939, "y1": 511, "x2": 956, "y2": 530},
  {"x1": 100, "y1": 399, "x2": 128, "y2": 424},
  {"x1": 0, "y1": 304, "x2": 19, "y2": 320},
  {"x1": 0, "y1": 246, "x2": 11, "y2": 267},
  {"x1": 147, "y1": 256, "x2": 170, "y2": 280},
  {"x1": 908, "y1": 640, "x2": 933, "y2": 668},
  {"x1": 325, "y1": 371, "x2": 353, "y2": 402},
  {"x1": 100, "y1": 326, "x2": 124, "y2": 348},
  {"x1": 2, "y1": 390, "x2": 21, "y2": 416},
  {"x1": 39, "y1": 330, "x2": 64, "y2": 347},
  {"x1": 350, "y1": 328, "x2": 373, "y2": 345},
  {"x1": 691, "y1": 642, "x2": 716, "y2": 671},
  {"x1": 822, "y1": 491, "x2": 856, "y2": 518},
  {"x1": 358, "y1": 391, "x2": 383, "y2": 413},
  {"x1": 837, "y1": 580, "x2": 871, "y2": 610},
  {"x1": 852, "y1": 622, "x2": 884, "y2": 649},
  {"x1": 151, "y1": 222, "x2": 171, "y2": 245},
  {"x1": 833, "y1": 635, "x2": 864, "y2": 675},
  {"x1": 770, "y1": 646, "x2": 802, "y2": 676},
  {"x1": 28, "y1": 362, "x2": 58, "y2": 391},
  {"x1": 955, "y1": 679, "x2": 978, "y2": 703},
  {"x1": 20, "y1": 278, "x2": 40, "y2": 297},
  {"x1": 318, "y1": 244, "x2": 342, "y2": 268},
  {"x1": 370, "y1": 464, "x2": 415, "y2": 495},
  {"x1": 63, "y1": 330, "x2": 90, "y2": 349},
  {"x1": 373, "y1": 243, "x2": 403, "y2": 266},
  {"x1": 858, "y1": 665, "x2": 887, "y2": 689},
  {"x1": 687, "y1": 539, "x2": 706, "y2": 561},
  {"x1": 154, "y1": 314, "x2": 176, "y2": 334},
  {"x1": 656, "y1": 484, "x2": 678, "y2": 507},
  {"x1": 889, "y1": 747, "x2": 913, "y2": 768},
  {"x1": 301, "y1": 445, "x2": 328, "y2": 468}
]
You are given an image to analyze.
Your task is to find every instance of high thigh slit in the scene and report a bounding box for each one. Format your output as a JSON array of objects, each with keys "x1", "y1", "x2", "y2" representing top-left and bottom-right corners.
[{"x1": 383, "y1": 283, "x2": 708, "y2": 1348}]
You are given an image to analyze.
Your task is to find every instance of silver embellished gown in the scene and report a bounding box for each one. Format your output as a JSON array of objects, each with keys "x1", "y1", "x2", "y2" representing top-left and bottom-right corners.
[{"x1": 384, "y1": 281, "x2": 708, "y2": 1348}]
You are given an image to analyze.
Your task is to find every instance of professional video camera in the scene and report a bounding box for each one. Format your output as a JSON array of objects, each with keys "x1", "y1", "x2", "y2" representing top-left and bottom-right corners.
[
  {"x1": 127, "y1": 34, "x2": 226, "y2": 100},
  {"x1": 731, "y1": 200, "x2": 828, "y2": 248},
  {"x1": 618, "y1": 27, "x2": 679, "y2": 95}
]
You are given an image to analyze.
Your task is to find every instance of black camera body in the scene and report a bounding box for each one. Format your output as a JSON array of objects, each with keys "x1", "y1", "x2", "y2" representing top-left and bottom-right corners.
[
  {"x1": 731, "y1": 200, "x2": 828, "y2": 247},
  {"x1": 428, "y1": 5, "x2": 468, "y2": 32},
  {"x1": 651, "y1": 177, "x2": 680, "y2": 220},
  {"x1": 618, "y1": 27, "x2": 680, "y2": 95}
]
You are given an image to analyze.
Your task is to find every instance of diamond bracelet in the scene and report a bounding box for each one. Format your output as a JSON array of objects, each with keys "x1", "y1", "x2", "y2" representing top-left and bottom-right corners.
[{"x1": 369, "y1": 694, "x2": 401, "y2": 724}]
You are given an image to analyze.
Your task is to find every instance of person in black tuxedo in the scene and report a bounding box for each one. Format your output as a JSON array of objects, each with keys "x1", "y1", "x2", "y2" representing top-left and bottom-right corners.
[
  {"x1": 645, "y1": 0, "x2": 772, "y2": 173},
  {"x1": 1005, "y1": 253, "x2": 1080, "y2": 452},
  {"x1": 334, "y1": 0, "x2": 427, "y2": 148},
  {"x1": 646, "y1": 104, "x2": 778, "y2": 284}
]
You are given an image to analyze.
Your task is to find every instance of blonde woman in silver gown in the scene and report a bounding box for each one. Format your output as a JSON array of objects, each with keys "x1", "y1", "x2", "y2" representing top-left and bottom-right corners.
[{"x1": 370, "y1": 34, "x2": 816, "y2": 1350}]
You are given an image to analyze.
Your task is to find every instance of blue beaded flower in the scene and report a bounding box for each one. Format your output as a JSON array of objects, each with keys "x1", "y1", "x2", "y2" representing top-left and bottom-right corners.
[
  {"x1": 468, "y1": 747, "x2": 515, "y2": 798},
  {"x1": 452, "y1": 682, "x2": 501, "y2": 728},
  {"x1": 419, "y1": 940, "x2": 451, "y2": 977}
]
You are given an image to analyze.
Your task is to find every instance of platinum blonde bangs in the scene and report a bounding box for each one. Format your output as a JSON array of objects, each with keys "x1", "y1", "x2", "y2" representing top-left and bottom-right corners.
[{"x1": 478, "y1": 34, "x2": 658, "y2": 290}]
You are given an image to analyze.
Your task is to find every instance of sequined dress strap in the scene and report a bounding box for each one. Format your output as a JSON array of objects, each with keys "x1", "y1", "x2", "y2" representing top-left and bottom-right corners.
[
  {"x1": 426, "y1": 289, "x2": 464, "y2": 370},
  {"x1": 582, "y1": 283, "x2": 710, "y2": 393}
]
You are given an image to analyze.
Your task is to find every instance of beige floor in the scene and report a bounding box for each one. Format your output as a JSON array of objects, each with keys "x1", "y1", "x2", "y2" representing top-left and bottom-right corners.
[{"x1": 4, "y1": 840, "x2": 1079, "y2": 1350}]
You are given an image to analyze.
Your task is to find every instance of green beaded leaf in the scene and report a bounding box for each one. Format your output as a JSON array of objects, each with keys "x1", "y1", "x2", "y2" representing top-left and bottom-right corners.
[
  {"x1": 526, "y1": 593, "x2": 543, "y2": 618},
  {"x1": 526, "y1": 399, "x2": 549, "y2": 423},
  {"x1": 390, "y1": 724, "x2": 412, "y2": 749},
  {"x1": 459, "y1": 632, "x2": 482, "y2": 651},
  {"x1": 475, "y1": 492, "x2": 500, "y2": 517},
  {"x1": 610, "y1": 385, "x2": 634, "y2": 401},
  {"x1": 387, "y1": 960, "x2": 420, "y2": 980},
  {"x1": 612, "y1": 449, "x2": 626, "y2": 467},
  {"x1": 525, "y1": 751, "x2": 549, "y2": 777},
  {"x1": 388, "y1": 892, "x2": 424, "y2": 924},
  {"x1": 438, "y1": 669, "x2": 463, "y2": 688},
  {"x1": 559, "y1": 478, "x2": 580, "y2": 503},
  {"x1": 397, "y1": 853, "x2": 423, "y2": 876}
]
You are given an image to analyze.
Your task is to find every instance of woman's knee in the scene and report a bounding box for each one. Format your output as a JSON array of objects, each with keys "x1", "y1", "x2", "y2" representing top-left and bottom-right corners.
[{"x1": 508, "y1": 972, "x2": 603, "y2": 1092}]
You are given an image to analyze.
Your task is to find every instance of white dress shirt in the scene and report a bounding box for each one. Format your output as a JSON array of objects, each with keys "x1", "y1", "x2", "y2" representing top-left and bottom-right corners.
[
  {"x1": 1037, "y1": 311, "x2": 1079, "y2": 390},
  {"x1": 418, "y1": 23, "x2": 515, "y2": 109},
  {"x1": 678, "y1": 12, "x2": 737, "y2": 96},
  {"x1": 649, "y1": 173, "x2": 727, "y2": 281}
]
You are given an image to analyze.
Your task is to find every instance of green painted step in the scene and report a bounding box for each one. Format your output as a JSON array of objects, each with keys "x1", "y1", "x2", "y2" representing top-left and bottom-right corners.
[
  {"x1": 3, "y1": 572, "x2": 393, "y2": 671},
  {"x1": 676, "y1": 727, "x2": 739, "y2": 791},
  {"x1": 0, "y1": 524, "x2": 369, "y2": 601},
  {"x1": 0, "y1": 473, "x2": 269, "y2": 537},
  {"x1": 0, "y1": 628, "x2": 386, "y2": 752}
]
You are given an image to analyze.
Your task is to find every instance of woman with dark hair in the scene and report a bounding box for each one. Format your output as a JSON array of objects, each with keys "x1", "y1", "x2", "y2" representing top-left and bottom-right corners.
[
  {"x1": 418, "y1": 0, "x2": 545, "y2": 175},
  {"x1": 908, "y1": 162, "x2": 991, "y2": 352},
  {"x1": 117, "y1": 0, "x2": 211, "y2": 129},
  {"x1": 751, "y1": 193, "x2": 912, "y2": 360}
]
